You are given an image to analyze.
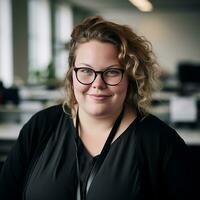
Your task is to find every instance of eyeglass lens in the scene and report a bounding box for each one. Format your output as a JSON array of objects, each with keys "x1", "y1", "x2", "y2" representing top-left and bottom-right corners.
[{"x1": 74, "y1": 67, "x2": 124, "y2": 86}]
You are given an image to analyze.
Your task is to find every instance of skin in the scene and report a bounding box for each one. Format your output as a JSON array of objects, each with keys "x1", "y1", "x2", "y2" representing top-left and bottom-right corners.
[
  {"x1": 73, "y1": 40, "x2": 128, "y2": 119},
  {"x1": 72, "y1": 40, "x2": 136, "y2": 156}
]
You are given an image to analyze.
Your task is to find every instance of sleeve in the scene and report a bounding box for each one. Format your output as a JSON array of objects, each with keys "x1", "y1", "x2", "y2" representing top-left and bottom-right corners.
[
  {"x1": 0, "y1": 105, "x2": 62, "y2": 200},
  {"x1": 136, "y1": 115, "x2": 197, "y2": 200},
  {"x1": 0, "y1": 120, "x2": 35, "y2": 199},
  {"x1": 161, "y1": 129, "x2": 197, "y2": 200},
  {"x1": 0, "y1": 109, "x2": 43, "y2": 200}
]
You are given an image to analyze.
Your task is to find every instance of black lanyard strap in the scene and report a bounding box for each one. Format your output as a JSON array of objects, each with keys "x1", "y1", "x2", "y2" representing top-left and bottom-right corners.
[{"x1": 75, "y1": 106, "x2": 125, "y2": 200}]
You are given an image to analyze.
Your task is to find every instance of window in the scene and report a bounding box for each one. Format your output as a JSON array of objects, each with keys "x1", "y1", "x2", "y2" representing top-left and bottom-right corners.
[
  {"x1": 28, "y1": 0, "x2": 51, "y2": 83},
  {"x1": 0, "y1": 0, "x2": 13, "y2": 87},
  {"x1": 54, "y1": 3, "x2": 73, "y2": 80}
]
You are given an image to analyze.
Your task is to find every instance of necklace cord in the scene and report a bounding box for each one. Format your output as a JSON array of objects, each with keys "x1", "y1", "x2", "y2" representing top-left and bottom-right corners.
[{"x1": 75, "y1": 107, "x2": 125, "y2": 200}]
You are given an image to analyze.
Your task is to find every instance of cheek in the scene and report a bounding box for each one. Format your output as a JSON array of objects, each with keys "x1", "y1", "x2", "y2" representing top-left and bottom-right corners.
[
  {"x1": 118, "y1": 79, "x2": 129, "y2": 102},
  {"x1": 110, "y1": 80, "x2": 128, "y2": 103},
  {"x1": 72, "y1": 73, "x2": 89, "y2": 95},
  {"x1": 117, "y1": 77, "x2": 129, "y2": 95},
  {"x1": 118, "y1": 85, "x2": 128, "y2": 99}
]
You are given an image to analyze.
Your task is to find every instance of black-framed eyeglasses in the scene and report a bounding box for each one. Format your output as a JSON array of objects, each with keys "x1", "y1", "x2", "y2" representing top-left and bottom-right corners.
[{"x1": 73, "y1": 67, "x2": 125, "y2": 86}]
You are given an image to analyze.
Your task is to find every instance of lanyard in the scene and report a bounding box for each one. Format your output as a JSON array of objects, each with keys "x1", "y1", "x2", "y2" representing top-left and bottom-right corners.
[{"x1": 75, "y1": 107, "x2": 125, "y2": 200}]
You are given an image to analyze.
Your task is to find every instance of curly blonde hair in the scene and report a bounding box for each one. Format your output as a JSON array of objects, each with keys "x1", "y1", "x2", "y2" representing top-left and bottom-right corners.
[{"x1": 63, "y1": 16, "x2": 160, "y2": 116}]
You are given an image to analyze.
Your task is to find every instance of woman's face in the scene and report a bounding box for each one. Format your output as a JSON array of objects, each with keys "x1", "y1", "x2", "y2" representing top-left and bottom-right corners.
[{"x1": 72, "y1": 40, "x2": 128, "y2": 118}]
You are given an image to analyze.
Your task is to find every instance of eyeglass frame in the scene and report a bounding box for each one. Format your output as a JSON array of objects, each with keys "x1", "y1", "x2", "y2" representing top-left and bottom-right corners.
[{"x1": 73, "y1": 67, "x2": 125, "y2": 86}]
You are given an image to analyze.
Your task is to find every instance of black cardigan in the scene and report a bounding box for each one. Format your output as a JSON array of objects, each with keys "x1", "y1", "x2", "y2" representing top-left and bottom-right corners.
[{"x1": 0, "y1": 105, "x2": 196, "y2": 200}]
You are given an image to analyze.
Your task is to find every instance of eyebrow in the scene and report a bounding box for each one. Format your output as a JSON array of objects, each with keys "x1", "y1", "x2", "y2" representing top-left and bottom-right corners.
[{"x1": 76, "y1": 63, "x2": 121, "y2": 69}]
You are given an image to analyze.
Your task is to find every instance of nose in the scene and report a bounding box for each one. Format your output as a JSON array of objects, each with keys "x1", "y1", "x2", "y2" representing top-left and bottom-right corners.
[{"x1": 92, "y1": 73, "x2": 106, "y2": 89}]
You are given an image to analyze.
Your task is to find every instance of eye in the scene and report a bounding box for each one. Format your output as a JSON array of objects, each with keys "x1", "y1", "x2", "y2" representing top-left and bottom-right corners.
[
  {"x1": 104, "y1": 69, "x2": 121, "y2": 77},
  {"x1": 79, "y1": 68, "x2": 93, "y2": 76}
]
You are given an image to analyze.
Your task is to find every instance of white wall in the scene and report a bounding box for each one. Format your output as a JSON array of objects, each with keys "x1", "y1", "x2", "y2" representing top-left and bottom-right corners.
[
  {"x1": 98, "y1": 10, "x2": 200, "y2": 75},
  {"x1": 0, "y1": 0, "x2": 13, "y2": 87}
]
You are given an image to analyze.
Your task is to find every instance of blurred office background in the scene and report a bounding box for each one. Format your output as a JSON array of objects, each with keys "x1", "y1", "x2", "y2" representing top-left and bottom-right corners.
[{"x1": 0, "y1": 0, "x2": 200, "y2": 167}]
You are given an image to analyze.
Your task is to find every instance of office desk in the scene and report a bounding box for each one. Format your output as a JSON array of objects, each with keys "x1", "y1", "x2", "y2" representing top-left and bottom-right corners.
[
  {"x1": 0, "y1": 123, "x2": 200, "y2": 144},
  {"x1": 0, "y1": 123, "x2": 200, "y2": 164}
]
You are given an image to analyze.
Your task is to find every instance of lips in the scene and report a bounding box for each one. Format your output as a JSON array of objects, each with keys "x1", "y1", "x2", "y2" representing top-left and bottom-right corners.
[{"x1": 87, "y1": 93, "x2": 112, "y2": 101}]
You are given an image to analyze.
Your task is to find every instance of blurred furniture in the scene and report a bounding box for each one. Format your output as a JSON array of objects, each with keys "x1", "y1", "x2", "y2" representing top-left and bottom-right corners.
[{"x1": 178, "y1": 62, "x2": 200, "y2": 88}]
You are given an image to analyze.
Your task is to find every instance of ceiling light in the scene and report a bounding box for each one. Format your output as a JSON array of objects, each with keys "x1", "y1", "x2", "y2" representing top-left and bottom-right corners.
[{"x1": 129, "y1": 0, "x2": 153, "y2": 12}]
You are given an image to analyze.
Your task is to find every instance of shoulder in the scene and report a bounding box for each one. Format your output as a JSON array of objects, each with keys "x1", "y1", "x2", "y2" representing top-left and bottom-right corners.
[
  {"x1": 135, "y1": 115, "x2": 194, "y2": 199},
  {"x1": 135, "y1": 113, "x2": 190, "y2": 169},
  {"x1": 140, "y1": 114, "x2": 172, "y2": 130},
  {"x1": 20, "y1": 104, "x2": 70, "y2": 142},
  {"x1": 31, "y1": 104, "x2": 63, "y2": 121},
  {"x1": 136, "y1": 113, "x2": 186, "y2": 149},
  {"x1": 137, "y1": 113, "x2": 176, "y2": 135},
  {"x1": 27, "y1": 104, "x2": 70, "y2": 127},
  {"x1": 16, "y1": 104, "x2": 71, "y2": 157}
]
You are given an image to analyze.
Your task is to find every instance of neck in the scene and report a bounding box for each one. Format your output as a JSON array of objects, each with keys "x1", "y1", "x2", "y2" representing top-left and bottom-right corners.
[
  {"x1": 74, "y1": 105, "x2": 137, "y2": 156},
  {"x1": 78, "y1": 108, "x2": 123, "y2": 136}
]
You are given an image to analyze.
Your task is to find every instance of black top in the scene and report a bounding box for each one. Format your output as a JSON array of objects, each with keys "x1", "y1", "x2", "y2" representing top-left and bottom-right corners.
[
  {"x1": 78, "y1": 138, "x2": 99, "y2": 197},
  {"x1": 0, "y1": 105, "x2": 196, "y2": 200}
]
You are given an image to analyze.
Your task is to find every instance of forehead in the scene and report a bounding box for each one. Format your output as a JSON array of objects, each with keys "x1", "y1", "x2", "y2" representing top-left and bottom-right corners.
[{"x1": 75, "y1": 40, "x2": 119, "y2": 67}]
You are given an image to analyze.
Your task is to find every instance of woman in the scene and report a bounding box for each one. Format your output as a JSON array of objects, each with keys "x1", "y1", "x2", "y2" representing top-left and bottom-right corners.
[{"x1": 0, "y1": 16, "x2": 195, "y2": 200}]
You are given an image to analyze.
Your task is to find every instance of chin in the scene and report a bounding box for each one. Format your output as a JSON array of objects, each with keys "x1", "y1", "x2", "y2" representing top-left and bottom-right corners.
[{"x1": 87, "y1": 105, "x2": 112, "y2": 117}]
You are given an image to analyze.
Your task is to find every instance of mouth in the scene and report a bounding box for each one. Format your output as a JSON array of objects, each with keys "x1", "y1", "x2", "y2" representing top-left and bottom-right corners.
[{"x1": 87, "y1": 94, "x2": 112, "y2": 101}]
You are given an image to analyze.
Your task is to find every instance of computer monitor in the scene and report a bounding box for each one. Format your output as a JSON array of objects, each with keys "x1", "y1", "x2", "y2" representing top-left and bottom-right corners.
[
  {"x1": 178, "y1": 62, "x2": 200, "y2": 84},
  {"x1": 3, "y1": 87, "x2": 20, "y2": 105}
]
